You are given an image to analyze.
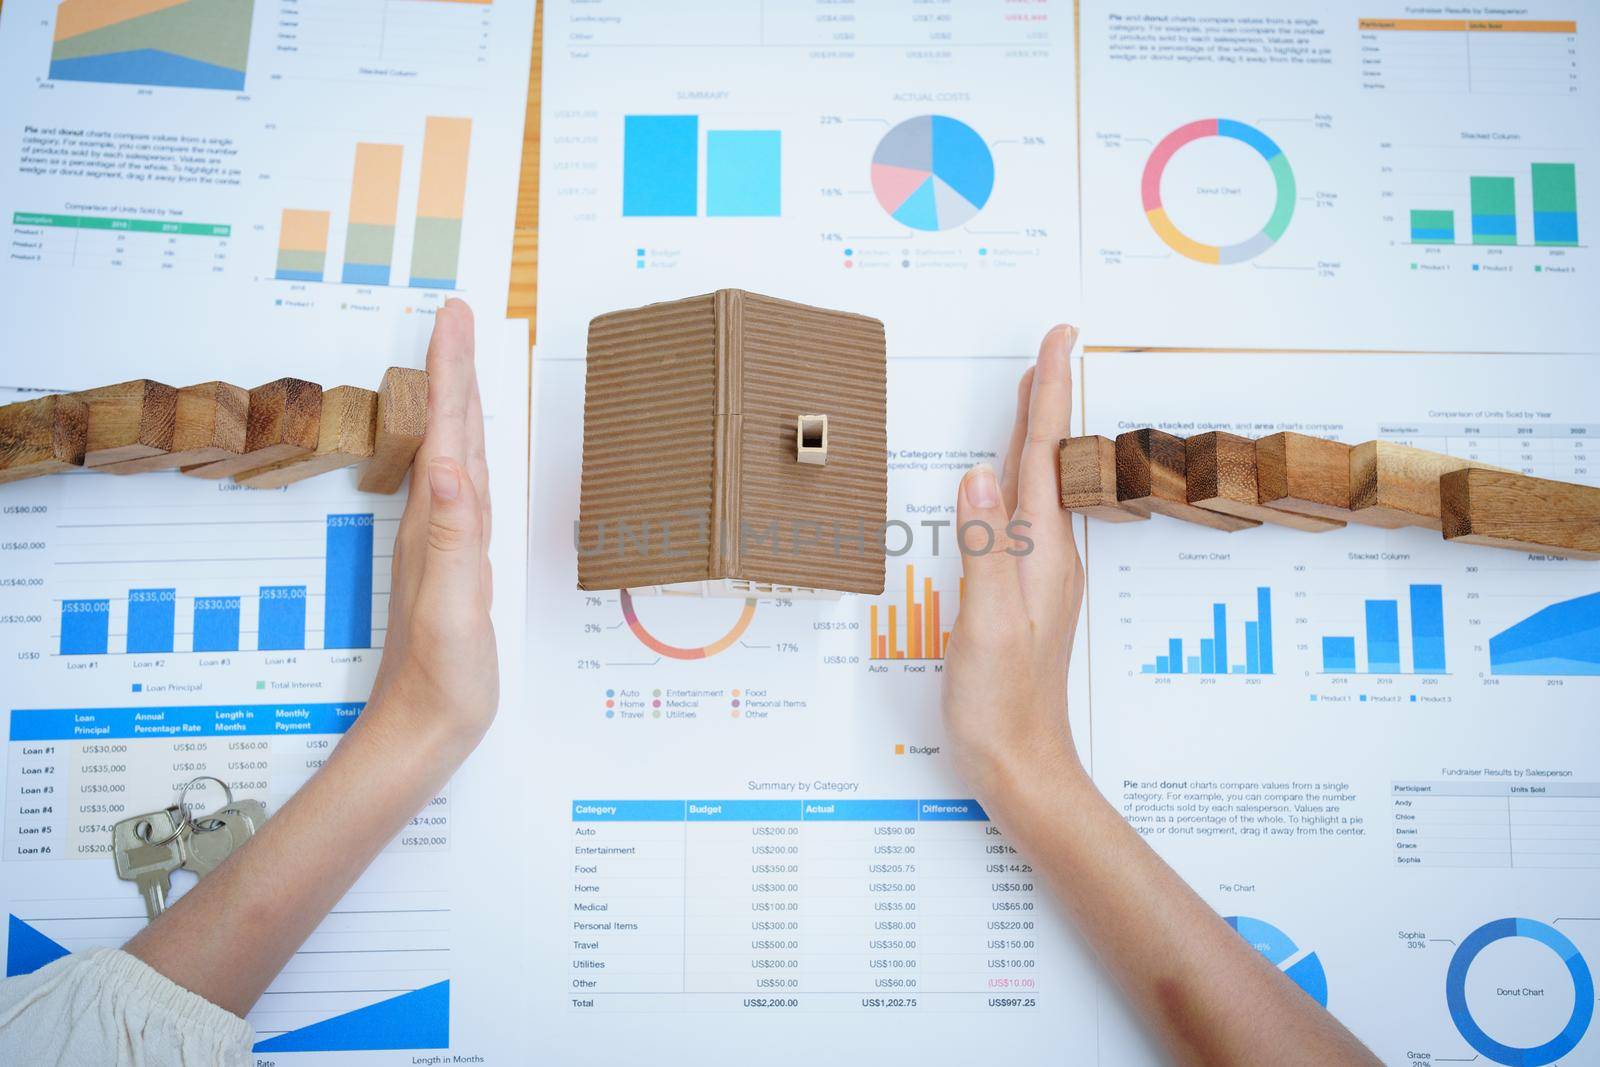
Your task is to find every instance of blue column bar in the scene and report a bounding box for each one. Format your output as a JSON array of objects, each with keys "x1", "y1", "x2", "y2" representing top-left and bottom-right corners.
[
  {"x1": 259, "y1": 586, "x2": 307, "y2": 651},
  {"x1": 1323, "y1": 636, "x2": 1357, "y2": 673},
  {"x1": 623, "y1": 115, "x2": 698, "y2": 217},
  {"x1": 59, "y1": 599, "x2": 110, "y2": 656},
  {"x1": 1256, "y1": 587, "x2": 1274, "y2": 674},
  {"x1": 1212, "y1": 603, "x2": 1228, "y2": 674},
  {"x1": 125, "y1": 588, "x2": 176, "y2": 654},
  {"x1": 192, "y1": 597, "x2": 241, "y2": 652},
  {"x1": 1245, "y1": 621, "x2": 1260, "y2": 674},
  {"x1": 706, "y1": 130, "x2": 781, "y2": 217},
  {"x1": 1410, "y1": 584, "x2": 1446, "y2": 674},
  {"x1": 1168, "y1": 638, "x2": 1184, "y2": 674},
  {"x1": 1155, "y1": 655, "x2": 1169, "y2": 672},
  {"x1": 324, "y1": 514, "x2": 373, "y2": 649},
  {"x1": 1186, "y1": 655, "x2": 1201, "y2": 673},
  {"x1": 1366, "y1": 599, "x2": 1401, "y2": 673},
  {"x1": 1200, "y1": 638, "x2": 1214, "y2": 674}
]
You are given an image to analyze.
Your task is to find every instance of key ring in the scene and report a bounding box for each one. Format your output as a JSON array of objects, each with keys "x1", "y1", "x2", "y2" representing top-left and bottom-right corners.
[
  {"x1": 136, "y1": 804, "x2": 188, "y2": 848},
  {"x1": 179, "y1": 775, "x2": 235, "y2": 833}
]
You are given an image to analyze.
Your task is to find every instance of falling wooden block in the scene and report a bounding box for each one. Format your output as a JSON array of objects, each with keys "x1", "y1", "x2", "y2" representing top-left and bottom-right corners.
[
  {"x1": 1114, "y1": 428, "x2": 1259, "y2": 532},
  {"x1": 96, "y1": 382, "x2": 249, "y2": 474},
  {"x1": 356, "y1": 367, "x2": 428, "y2": 494},
  {"x1": 234, "y1": 386, "x2": 377, "y2": 489},
  {"x1": 1253, "y1": 432, "x2": 1391, "y2": 527},
  {"x1": 1349, "y1": 441, "x2": 1499, "y2": 530},
  {"x1": 182, "y1": 379, "x2": 323, "y2": 480},
  {"x1": 0, "y1": 394, "x2": 88, "y2": 485},
  {"x1": 1059, "y1": 436, "x2": 1149, "y2": 522},
  {"x1": 1186, "y1": 431, "x2": 1343, "y2": 532},
  {"x1": 76, "y1": 379, "x2": 178, "y2": 468},
  {"x1": 1440, "y1": 468, "x2": 1600, "y2": 560}
]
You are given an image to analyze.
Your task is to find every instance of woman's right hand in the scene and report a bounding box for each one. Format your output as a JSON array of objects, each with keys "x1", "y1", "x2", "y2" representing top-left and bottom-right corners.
[{"x1": 941, "y1": 324, "x2": 1085, "y2": 799}]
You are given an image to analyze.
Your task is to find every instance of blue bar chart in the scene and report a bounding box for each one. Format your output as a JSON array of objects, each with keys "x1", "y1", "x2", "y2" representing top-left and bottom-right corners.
[
  {"x1": 125, "y1": 588, "x2": 176, "y2": 654},
  {"x1": 1141, "y1": 586, "x2": 1274, "y2": 676},
  {"x1": 56, "y1": 514, "x2": 378, "y2": 656},
  {"x1": 1320, "y1": 584, "x2": 1447, "y2": 675},
  {"x1": 622, "y1": 115, "x2": 782, "y2": 218}
]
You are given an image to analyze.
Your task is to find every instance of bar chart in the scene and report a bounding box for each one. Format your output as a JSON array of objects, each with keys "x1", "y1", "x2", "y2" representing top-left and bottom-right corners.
[
  {"x1": 868, "y1": 563, "x2": 959, "y2": 661},
  {"x1": 55, "y1": 512, "x2": 385, "y2": 658},
  {"x1": 1139, "y1": 587, "x2": 1274, "y2": 676},
  {"x1": 1407, "y1": 162, "x2": 1580, "y2": 247},
  {"x1": 1319, "y1": 584, "x2": 1447, "y2": 675},
  {"x1": 622, "y1": 115, "x2": 782, "y2": 218},
  {"x1": 273, "y1": 115, "x2": 473, "y2": 289}
]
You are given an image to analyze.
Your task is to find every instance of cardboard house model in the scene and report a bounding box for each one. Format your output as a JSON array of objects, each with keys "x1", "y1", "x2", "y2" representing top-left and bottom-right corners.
[{"x1": 576, "y1": 290, "x2": 887, "y2": 598}]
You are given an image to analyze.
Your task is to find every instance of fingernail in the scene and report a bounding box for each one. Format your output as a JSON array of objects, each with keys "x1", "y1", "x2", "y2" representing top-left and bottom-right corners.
[
  {"x1": 966, "y1": 464, "x2": 999, "y2": 508},
  {"x1": 428, "y1": 459, "x2": 460, "y2": 502},
  {"x1": 1047, "y1": 323, "x2": 1078, "y2": 352}
]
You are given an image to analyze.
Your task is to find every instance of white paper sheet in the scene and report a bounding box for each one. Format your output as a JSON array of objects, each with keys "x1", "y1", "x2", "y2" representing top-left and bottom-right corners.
[
  {"x1": 0, "y1": 319, "x2": 531, "y2": 1063},
  {"x1": 535, "y1": 0, "x2": 1082, "y2": 360},
  {"x1": 1079, "y1": 0, "x2": 1599, "y2": 351},
  {"x1": 0, "y1": 0, "x2": 536, "y2": 389}
]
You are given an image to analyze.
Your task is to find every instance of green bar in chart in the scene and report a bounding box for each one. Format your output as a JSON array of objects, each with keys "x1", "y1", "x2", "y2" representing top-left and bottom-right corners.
[
  {"x1": 1531, "y1": 163, "x2": 1579, "y2": 246},
  {"x1": 1410, "y1": 209, "x2": 1455, "y2": 244},
  {"x1": 1470, "y1": 176, "x2": 1517, "y2": 245}
]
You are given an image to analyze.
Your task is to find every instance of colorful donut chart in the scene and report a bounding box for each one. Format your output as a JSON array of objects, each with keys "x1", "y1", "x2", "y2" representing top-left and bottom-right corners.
[
  {"x1": 1141, "y1": 118, "x2": 1295, "y2": 265},
  {"x1": 619, "y1": 589, "x2": 758, "y2": 661},
  {"x1": 1446, "y1": 917, "x2": 1594, "y2": 1067}
]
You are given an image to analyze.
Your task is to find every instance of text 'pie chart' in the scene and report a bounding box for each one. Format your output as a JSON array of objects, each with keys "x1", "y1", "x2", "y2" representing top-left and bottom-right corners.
[{"x1": 871, "y1": 115, "x2": 995, "y2": 232}]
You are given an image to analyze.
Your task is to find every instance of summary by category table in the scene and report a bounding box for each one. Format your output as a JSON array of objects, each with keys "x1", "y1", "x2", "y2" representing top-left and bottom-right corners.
[{"x1": 567, "y1": 798, "x2": 1044, "y2": 1013}]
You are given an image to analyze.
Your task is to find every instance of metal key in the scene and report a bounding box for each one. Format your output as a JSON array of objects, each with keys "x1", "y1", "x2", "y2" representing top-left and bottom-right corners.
[
  {"x1": 182, "y1": 807, "x2": 256, "y2": 876},
  {"x1": 112, "y1": 809, "x2": 186, "y2": 921},
  {"x1": 182, "y1": 800, "x2": 268, "y2": 877}
]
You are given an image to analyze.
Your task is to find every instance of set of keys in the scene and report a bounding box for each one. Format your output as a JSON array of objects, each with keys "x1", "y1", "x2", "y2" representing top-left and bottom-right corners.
[{"x1": 111, "y1": 776, "x2": 269, "y2": 921}]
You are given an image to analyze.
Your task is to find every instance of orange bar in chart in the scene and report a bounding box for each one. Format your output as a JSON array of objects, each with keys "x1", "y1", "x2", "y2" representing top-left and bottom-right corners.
[
  {"x1": 869, "y1": 563, "x2": 960, "y2": 662},
  {"x1": 275, "y1": 209, "x2": 330, "y2": 282},
  {"x1": 410, "y1": 117, "x2": 472, "y2": 290},
  {"x1": 342, "y1": 143, "x2": 404, "y2": 286}
]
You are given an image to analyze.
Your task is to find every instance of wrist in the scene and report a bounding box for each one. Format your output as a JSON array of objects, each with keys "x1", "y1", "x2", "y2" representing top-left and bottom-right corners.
[
  {"x1": 961, "y1": 716, "x2": 1088, "y2": 813},
  {"x1": 351, "y1": 689, "x2": 487, "y2": 773}
]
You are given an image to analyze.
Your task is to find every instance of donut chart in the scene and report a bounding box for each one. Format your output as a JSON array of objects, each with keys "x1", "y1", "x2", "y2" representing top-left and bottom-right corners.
[
  {"x1": 1446, "y1": 918, "x2": 1593, "y2": 1067},
  {"x1": 619, "y1": 590, "x2": 757, "y2": 661},
  {"x1": 871, "y1": 115, "x2": 995, "y2": 232},
  {"x1": 1141, "y1": 118, "x2": 1295, "y2": 265}
]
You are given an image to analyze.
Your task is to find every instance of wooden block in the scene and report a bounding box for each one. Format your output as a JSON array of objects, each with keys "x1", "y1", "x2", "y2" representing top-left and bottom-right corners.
[
  {"x1": 1186, "y1": 431, "x2": 1343, "y2": 532},
  {"x1": 1114, "y1": 428, "x2": 1259, "y2": 532},
  {"x1": 0, "y1": 394, "x2": 88, "y2": 484},
  {"x1": 75, "y1": 379, "x2": 177, "y2": 467},
  {"x1": 1059, "y1": 436, "x2": 1150, "y2": 522},
  {"x1": 96, "y1": 382, "x2": 248, "y2": 474},
  {"x1": 1440, "y1": 468, "x2": 1600, "y2": 560},
  {"x1": 182, "y1": 379, "x2": 323, "y2": 480},
  {"x1": 1350, "y1": 441, "x2": 1498, "y2": 530},
  {"x1": 356, "y1": 367, "x2": 428, "y2": 494},
  {"x1": 234, "y1": 386, "x2": 377, "y2": 489}
]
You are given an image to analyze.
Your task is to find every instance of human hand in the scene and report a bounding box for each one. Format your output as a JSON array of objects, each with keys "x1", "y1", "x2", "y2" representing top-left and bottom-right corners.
[
  {"x1": 366, "y1": 298, "x2": 497, "y2": 759},
  {"x1": 942, "y1": 325, "x2": 1085, "y2": 797}
]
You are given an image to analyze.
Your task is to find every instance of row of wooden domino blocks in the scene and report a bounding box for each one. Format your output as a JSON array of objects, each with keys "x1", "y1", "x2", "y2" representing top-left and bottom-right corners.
[
  {"x1": 1059, "y1": 429, "x2": 1600, "y2": 560},
  {"x1": 0, "y1": 370, "x2": 427, "y2": 493}
]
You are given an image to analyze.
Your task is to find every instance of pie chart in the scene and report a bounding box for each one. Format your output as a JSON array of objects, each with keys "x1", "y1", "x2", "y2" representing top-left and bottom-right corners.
[
  {"x1": 1226, "y1": 915, "x2": 1329, "y2": 1007},
  {"x1": 871, "y1": 115, "x2": 994, "y2": 231}
]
